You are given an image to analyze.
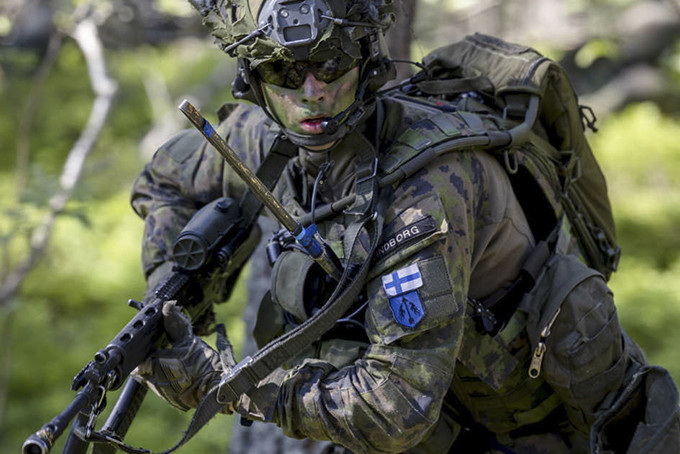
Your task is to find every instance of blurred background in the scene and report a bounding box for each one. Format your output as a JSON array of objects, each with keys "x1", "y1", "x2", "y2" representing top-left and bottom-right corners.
[{"x1": 1, "y1": 0, "x2": 680, "y2": 452}]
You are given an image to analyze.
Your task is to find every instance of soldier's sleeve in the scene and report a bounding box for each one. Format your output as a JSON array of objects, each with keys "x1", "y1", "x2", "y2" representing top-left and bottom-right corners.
[
  {"x1": 237, "y1": 151, "x2": 526, "y2": 453},
  {"x1": 130, "y1": 103, "x2": 272, "y2": 295},
  {"x1": 130, "y1": 129, "x2": 225, "y2": 294}
]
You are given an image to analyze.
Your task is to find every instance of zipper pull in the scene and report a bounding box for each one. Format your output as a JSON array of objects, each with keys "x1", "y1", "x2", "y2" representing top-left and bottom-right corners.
[
  {"x1": 528, "y1": 308, "x2": 561, "y2": 379},
  {"x1": 529, "y1": 342, "x2": 546, "y2": 378}
]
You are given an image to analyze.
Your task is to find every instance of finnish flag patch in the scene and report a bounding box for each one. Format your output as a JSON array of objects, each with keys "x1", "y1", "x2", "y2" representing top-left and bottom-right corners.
[{"x1": 382, "y1": 263, "x2": 423, "y2": 296}]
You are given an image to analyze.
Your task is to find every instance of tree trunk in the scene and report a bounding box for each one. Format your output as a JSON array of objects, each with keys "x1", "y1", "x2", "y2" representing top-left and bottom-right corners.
[{"x1": 386, "y1": 0, "x2": 418, "y2": 83}]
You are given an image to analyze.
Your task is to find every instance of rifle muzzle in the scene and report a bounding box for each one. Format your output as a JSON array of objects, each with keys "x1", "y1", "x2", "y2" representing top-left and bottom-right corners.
[{"x1": 22, "y1": 426, "x2": 55, "y2": 454}]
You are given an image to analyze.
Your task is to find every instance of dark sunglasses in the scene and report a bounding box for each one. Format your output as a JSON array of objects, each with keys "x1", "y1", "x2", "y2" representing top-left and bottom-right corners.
[{"x1": 253, "y1": 57, "x2": 358, "y2": 89}]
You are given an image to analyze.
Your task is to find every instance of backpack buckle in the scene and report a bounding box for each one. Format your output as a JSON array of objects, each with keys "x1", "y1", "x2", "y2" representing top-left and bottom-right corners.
[
  {"x1": 355, "y1": 156, "x2": 378, "y2": 185},
  {"x1": 469, "y1": 297, "x2": 498, "y2": 334},
  {"x1": 595, "y1": 229, "x2": 621, "y2": 273},
  {"x1": 216, "y1": 355, "x2": 255, "y2": 405},
  {"x1": 501, "y1": 93, "x2": 530, "y2": 119},
  {"x1": 559, "y1": 150, "x2": 582, "y2": 193}
]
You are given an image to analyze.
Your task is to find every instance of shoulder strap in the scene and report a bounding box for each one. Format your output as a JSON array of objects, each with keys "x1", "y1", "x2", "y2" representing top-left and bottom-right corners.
[{"x1": 239, "y1": 135, "x2": 297, "y2": 224}]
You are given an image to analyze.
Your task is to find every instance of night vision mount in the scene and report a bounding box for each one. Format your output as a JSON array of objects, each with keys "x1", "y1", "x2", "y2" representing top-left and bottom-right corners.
[{"x1": 258, "y1": 0, "x2": 333, "y2": 59}]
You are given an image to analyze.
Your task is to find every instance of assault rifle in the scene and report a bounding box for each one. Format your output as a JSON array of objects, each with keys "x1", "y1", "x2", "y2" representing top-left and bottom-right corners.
[{"x1": 23, "y1": 196, "x2": 259, "y2": 454}]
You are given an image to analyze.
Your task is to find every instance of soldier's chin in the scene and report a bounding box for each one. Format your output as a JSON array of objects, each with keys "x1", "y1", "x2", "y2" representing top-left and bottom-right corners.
[
  {"x1": 283, "y1": 122, "x2": 345, "y2": 151},
  {"x1": 305, "y1": 140, "x2": 338, "y2": 151}
]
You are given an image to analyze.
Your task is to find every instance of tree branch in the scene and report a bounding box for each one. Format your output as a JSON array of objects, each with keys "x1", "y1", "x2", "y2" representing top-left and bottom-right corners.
[
  {"x1": 0, "y1": 11, "x2": 118, "y2": 306},
  {"x1": 15, "y1": 31, "x2": 64, "y2": 198}
]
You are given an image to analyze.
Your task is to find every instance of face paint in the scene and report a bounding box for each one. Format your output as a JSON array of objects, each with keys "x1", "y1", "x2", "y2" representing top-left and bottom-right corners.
[{"x1": 261, "y1": 66, "x2": 359, "y2": 143}]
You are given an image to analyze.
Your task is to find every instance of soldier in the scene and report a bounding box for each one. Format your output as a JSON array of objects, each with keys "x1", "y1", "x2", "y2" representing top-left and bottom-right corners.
[{"x1": 131, "y1": 0, "x2": 679, "y2": 453}]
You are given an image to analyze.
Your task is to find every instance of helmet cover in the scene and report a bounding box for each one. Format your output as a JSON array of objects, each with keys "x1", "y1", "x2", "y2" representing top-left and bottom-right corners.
[
  {"x1": 189, "y1": 0, "x2": 395, "y2": 148},
  {"x1": 189, "y1": 0, "x2": 394, "y2": 65}
]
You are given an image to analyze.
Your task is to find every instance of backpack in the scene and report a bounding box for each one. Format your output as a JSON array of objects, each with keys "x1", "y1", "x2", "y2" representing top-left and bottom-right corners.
[
  {"x1": 401, "y1": 33, "x2": 620, "y2": 280},
  {"x1": 393, "y1": 34, "x2": 679, "y2": 453}
]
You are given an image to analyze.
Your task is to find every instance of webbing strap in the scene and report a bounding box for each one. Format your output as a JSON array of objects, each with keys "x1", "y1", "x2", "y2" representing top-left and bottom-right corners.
[
  {"x1": 343, "y1": 134, "x2": 379, "y2": 221},
  {"x1": 342, "y1": 103, "x2": 382, "y2": 259},
  {"x1": 240, "y1": 136, "x2": 298, "y2": 225}
]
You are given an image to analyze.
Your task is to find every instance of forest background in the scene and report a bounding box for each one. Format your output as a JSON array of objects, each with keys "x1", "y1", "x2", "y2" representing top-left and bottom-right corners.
[{"x1": 2, "y1": 0, "x2": 680, "y2": 452}]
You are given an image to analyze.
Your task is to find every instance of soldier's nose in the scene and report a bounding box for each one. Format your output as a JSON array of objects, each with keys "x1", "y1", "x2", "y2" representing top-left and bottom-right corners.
[{"x1": 300, "y1": 71, "x2": 326, "y2": 103}]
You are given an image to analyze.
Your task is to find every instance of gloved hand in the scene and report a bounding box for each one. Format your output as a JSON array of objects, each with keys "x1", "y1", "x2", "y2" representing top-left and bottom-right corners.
[{"x1": 131, "y1": 301, "x2": 232, "y2": 412}]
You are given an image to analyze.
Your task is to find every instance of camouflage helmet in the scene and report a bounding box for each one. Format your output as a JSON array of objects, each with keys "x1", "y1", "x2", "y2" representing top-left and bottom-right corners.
[{"x1": 189, "y1": 0, "x2": 396, "y2": 148}]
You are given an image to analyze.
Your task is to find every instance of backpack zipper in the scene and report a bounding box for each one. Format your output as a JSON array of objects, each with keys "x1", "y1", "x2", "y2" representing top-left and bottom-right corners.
[{"x1": 528, "y1": 307, "x2": 561, "y2": 378}]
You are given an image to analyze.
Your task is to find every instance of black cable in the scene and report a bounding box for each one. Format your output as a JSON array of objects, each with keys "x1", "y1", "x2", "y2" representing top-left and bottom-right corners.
[{"x1": 310, "y1": 154, "x2": 334, "y2": 224}]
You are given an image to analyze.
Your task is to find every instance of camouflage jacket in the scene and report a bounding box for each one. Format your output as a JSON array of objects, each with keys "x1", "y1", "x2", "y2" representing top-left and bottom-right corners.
[{"x1": 131, "y1": 95, "x2": 614, "y2": 453}]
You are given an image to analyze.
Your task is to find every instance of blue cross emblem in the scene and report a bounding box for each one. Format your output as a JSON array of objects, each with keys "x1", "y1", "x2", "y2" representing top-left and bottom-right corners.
[{"x1": 382, "y1": 263, "x2": 423, "y2": 296}]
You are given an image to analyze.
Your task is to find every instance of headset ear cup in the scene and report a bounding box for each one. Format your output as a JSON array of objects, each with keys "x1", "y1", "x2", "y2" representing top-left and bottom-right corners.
[
  {"x1": 363, "y1": 32, "x2": 396, "y2": 93},
  {"x1": 231, "y1": 59, "x2": 258, "y2": 103},
  {"x1": 368, "y1": 58, "x2": 396, "y2": 92}
]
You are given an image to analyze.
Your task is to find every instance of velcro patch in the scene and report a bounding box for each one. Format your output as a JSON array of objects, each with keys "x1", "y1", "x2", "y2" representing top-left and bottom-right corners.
[{"x1": 382, "y1": 263, "x2": 423, "y2": 296}]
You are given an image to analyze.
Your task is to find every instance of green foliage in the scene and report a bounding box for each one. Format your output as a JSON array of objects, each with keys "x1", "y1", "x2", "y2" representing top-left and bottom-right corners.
[
  {"x1": 1, "y1": 38, "x2": 239, "y2": 453},
  {"x1": 0, "y1": 175, "x2": 43, "y2": 273},
  {"x1": 574, "y1": 39, "x2": 620, "y2": 68},
  {"x1": 0, "y1": 48, "x2": 40, "y2": 170},
  {"x1": 591, "y1": 102, "x2": 680, "y2": 382}
]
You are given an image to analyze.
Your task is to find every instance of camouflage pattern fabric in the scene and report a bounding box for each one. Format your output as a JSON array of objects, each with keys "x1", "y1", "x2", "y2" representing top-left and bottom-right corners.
[{"x1": 130, "y1": 94, "x2": 657, "y2": 453}]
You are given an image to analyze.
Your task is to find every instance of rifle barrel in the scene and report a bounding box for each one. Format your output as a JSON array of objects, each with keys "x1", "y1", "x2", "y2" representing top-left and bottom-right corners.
[{"x1": 22, "y1": 383, "x2": 96, "y2": 454}]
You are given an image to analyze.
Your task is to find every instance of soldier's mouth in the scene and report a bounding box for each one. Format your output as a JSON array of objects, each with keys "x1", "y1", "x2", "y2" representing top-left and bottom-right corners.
[{"x1": 300, "y1": 116, "x2": 327, "y2": 134}]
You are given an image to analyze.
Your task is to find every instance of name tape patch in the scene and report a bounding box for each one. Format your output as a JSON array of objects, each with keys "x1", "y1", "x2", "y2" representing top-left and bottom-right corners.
[{"x1": 375, "y1": 216, "x2": 436, "y2": 261}]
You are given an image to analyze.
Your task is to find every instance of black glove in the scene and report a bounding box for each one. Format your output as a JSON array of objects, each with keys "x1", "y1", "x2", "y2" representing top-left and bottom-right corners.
[{"x1": 131, "y1": 301, "x2": 233, "y2": 411}]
